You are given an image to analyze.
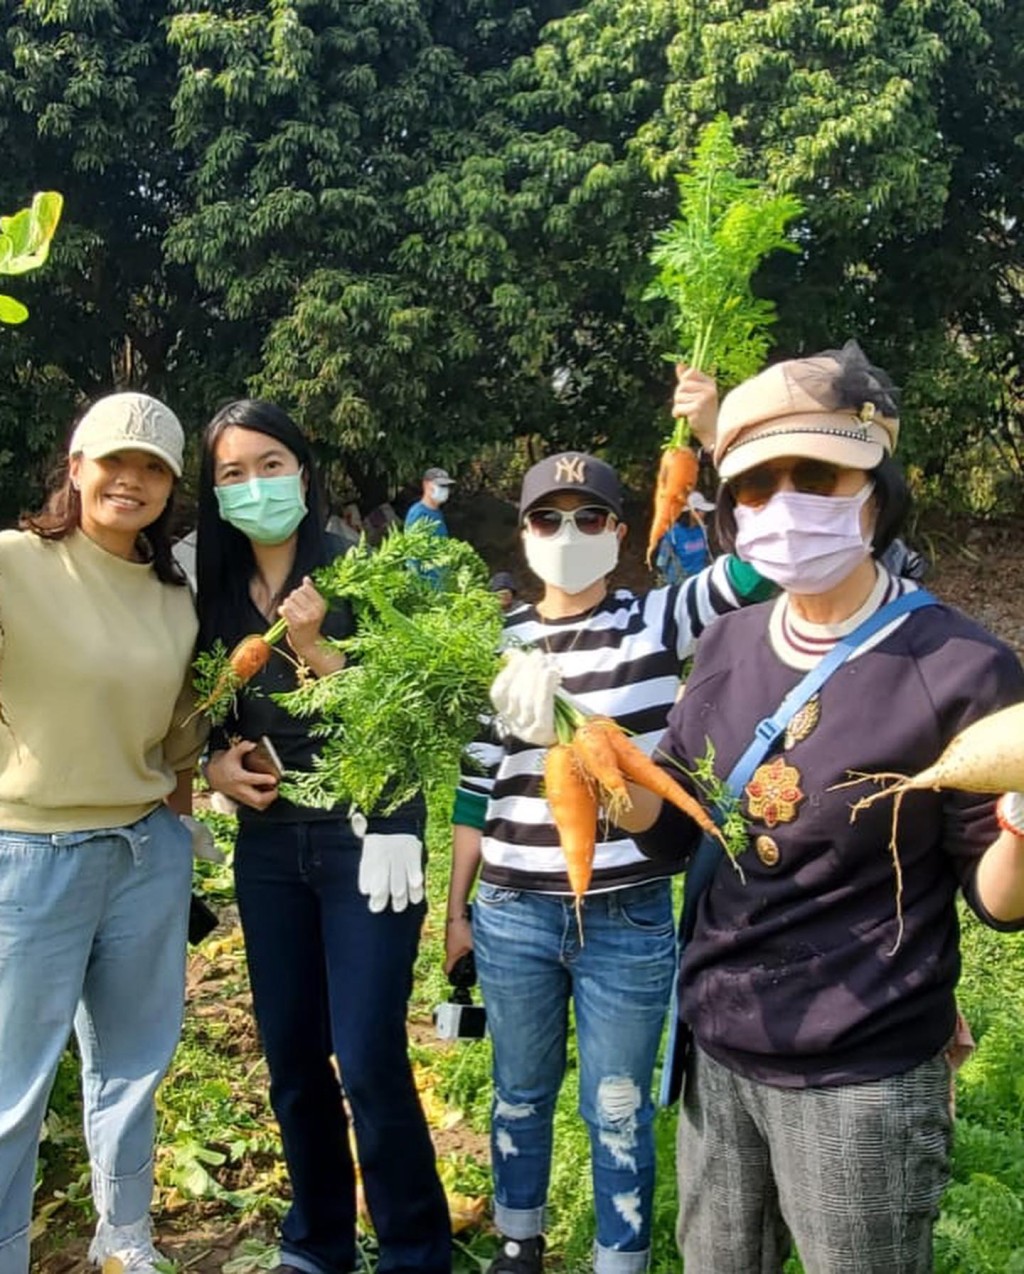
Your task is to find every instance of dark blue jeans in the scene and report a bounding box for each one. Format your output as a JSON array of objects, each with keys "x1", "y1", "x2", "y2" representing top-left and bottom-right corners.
[{"x1": 234, "y1": 818, "x2": 451, "y2": 1274}]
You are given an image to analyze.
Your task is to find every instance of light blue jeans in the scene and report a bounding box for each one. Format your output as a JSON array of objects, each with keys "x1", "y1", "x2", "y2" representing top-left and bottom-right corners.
[
  {"x1": 0, "y1": 805, "x2": 192, "y2": 1274},
  {"x1": 472, "y1": 879, "x2": 676, "y2": 1274}
]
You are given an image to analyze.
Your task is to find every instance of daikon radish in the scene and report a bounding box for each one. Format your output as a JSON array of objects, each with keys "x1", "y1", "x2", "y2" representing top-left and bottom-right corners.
[
  {"x1": 836, "y1": 701, "x2": 1024, "y2": 954},
  {"x1": 844, "y1": 702, "x2": 1024, "y2": 811}
]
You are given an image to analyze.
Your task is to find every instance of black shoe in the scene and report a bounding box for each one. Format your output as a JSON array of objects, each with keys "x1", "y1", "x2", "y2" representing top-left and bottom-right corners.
[{"x1": 487, "y1": 1235, "x2": 545, "y2": 1274}]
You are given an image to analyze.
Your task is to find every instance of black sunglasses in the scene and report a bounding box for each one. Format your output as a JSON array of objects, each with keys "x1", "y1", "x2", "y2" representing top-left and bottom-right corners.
[
  {"x1": 727, "y1": 459, "x2": 845, "y2": 508},
  {"x1": 524, "y1": 506, "x2": 617, "y2": 537}
]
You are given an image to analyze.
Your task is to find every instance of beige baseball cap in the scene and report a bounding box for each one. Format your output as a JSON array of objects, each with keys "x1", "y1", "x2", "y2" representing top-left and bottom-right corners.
[
  {"x1": 714, "y1": 345, "x2": 899, "y2": 480},
  {"x1": 69, "y1": 392, "x2": 185, "y2": 477}
]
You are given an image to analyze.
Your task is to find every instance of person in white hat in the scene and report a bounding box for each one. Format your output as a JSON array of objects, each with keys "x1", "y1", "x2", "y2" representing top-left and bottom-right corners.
[
  {"x1": 653, "y1": 487, "x2": 716, "y2": 586},
  {"x1": 621, "y1": 342, "x2": 1024, "y2": 1274},
  {"x1": 0, "y1": 392, "x2": 209, "y2": 1274},
  {"x1": 404, "y1": 466, "x2": 454, "y2": 537}
]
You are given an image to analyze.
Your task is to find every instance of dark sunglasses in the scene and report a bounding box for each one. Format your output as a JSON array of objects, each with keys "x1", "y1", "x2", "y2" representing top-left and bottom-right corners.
[
  {"x1": 727, "y1": 459, "x2": 845, "y2": 508},
  {"x1": 524, "y1": 505, "x2": 617, "y2": 537}
]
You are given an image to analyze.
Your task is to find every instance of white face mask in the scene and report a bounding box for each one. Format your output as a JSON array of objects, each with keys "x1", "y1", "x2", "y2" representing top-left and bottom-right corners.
[
  {"x1": 523, "y1": 523, "x2": 620, "y2": 594},
  {"x1": 429, "y1": 483, "x2": 449, "y2": 505},
  {"x1": 733, "y1": 483, "x2": 875, "y2": 594}
]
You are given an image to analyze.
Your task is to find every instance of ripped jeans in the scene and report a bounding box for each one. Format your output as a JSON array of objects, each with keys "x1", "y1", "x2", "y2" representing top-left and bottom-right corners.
[{"x1": 472, "y1": 879, "x2": 676, "y2": 1273}]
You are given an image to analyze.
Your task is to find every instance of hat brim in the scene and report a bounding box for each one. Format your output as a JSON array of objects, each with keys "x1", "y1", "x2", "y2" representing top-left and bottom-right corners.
[
  {"x1": 77, "y1": 438, "x2": 182, "y2": 478},
  {"x1": 520, "y1": 486, "x2": 622, "y2": 521},
  {"x1": 717, "y1": 418, "x2": 886, "y2": 480}
]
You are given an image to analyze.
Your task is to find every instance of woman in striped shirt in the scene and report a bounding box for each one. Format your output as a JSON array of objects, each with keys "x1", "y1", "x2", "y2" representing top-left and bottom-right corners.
[{"x1": 446, "y1": 371, "x2": 770, "y2": 1274}]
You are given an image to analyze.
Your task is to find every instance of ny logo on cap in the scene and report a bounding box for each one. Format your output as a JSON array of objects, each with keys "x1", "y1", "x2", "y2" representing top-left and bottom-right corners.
[
  {"x1": 553, "y1": 455, "x2": 586, "y2": 484},
  {"x1": 121, "y1": 398, "x2": 164, "y2": 442}
]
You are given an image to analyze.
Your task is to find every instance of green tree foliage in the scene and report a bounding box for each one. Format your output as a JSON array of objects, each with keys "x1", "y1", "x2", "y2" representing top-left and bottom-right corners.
[
  {"x1": 0, "y1": 0, "x2": 1021, "y2": 507},
  {"x1": 0, "y1": 0, "x2": 255, "y2": 518},
  {"x1": 167, "y1": 0, "x2": 580, "y2": 483}
]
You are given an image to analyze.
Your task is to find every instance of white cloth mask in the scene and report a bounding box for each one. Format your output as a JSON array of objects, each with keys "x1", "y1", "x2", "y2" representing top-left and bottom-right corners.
[
  {"x1": 734, "y1": 483, "x2": 875, "y2": 594},
  {"x1": 523, "y1": 523, "x2": 620, "y2": 594},
  {"x1": 429, "y1": 483, "x2": 450, "y2": 505}
]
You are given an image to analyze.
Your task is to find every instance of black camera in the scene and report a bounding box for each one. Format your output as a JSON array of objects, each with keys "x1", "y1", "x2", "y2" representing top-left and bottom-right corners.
[{"x1": 434, "y1": 951, "x2": 487, "y2": 1041}]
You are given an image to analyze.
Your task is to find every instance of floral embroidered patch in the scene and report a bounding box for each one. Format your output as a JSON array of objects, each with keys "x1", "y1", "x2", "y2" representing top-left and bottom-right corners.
[{"x1": 745, "y1": 756, "x2": 804, "y2": 828}]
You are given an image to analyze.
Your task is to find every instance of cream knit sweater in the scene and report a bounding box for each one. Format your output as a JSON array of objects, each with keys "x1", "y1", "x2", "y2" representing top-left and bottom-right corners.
[{"x1": 0, "y1": 528, "x2": 207, "y2": 832}]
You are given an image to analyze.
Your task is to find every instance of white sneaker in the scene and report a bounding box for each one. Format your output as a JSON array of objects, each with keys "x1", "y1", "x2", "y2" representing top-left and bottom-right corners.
[{"x1": 88, "y1": 1217, "x2": 166, "y2": 1273}]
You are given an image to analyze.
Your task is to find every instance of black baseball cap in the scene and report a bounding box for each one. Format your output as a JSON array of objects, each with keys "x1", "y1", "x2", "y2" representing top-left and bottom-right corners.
[
  {"x1": 518, "y1": 452, "x2": 623, "y2": 520},
  {"x1": 489, "y1": 571, "x2": 517, "y2": 595}
]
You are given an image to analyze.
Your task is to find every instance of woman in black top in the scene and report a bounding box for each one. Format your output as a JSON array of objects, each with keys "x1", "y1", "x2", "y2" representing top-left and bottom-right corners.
[{"x1": 196, "y1": 400, "x2": 451, "y2": 1274}]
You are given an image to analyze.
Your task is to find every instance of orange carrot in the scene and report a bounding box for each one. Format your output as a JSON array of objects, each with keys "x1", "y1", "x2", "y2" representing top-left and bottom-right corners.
[
  {"x1": 196, "y1": 634, "x2": 275, "y2": 715},
  {"x1": 646, "y1": 445, "x2": 699, "y2": 566},
  {"x1": 572, "y1": 717, "x2": 632, "y2": 818},
  {"x1": 229, "y1": 634, "x2": 274, "y2": 683},
  {"x1": 602, "y1": 723, "x2": 729, "y2": 851},
  {"x1": 545, "y1": 742, "x2": 599, "y2": 940}
]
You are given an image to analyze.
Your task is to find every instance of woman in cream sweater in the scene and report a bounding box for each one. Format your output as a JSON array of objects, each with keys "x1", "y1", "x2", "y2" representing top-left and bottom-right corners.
[{"x1": 0, "y1": 393, "x2": 207, "y2": 1274}]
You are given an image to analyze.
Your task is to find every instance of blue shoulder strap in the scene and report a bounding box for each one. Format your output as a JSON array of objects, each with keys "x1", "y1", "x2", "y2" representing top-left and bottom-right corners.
[
  {"x1": 658, "y1": 587, "x2": 936, "y2": 1107},
  {"x1": 680, "y1": 588, "x2": 936, "y2": 941}
]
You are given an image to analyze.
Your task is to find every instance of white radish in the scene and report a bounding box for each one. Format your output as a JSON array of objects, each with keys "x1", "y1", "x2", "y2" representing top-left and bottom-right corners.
[
  {"x1": 835, "y1": 701, "x2": 1024, "y2": 955},
  {"x1": 843, "y1": 701, "x2": 1024, "y2": 809}
]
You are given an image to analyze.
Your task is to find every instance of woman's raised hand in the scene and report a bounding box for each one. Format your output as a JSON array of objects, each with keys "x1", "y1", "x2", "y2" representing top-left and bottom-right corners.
[
  {"x1": 672, "y1": 364, "x2": 718, "y2": 449},
  {"x1": 279, "y1": 576, "x2": 328, "y2": 662}
]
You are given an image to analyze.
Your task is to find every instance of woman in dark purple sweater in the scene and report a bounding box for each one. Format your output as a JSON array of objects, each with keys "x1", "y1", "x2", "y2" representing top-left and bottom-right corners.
[{"x1": 624, "y1": 342, "x2": 1024, "y2": 1274}]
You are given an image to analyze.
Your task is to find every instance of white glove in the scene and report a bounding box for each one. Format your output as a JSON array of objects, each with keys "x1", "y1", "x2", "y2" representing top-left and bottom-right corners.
[
  {"x1": 490, "y1": 647, "x2": 562, "y2": 746},
  {"x1": 997, "y1": 792, "x2": 1024, "y2": 838},
  {"x1": 181, "y1": 815, "x2": 225, "y2": 864},
  {"x1": 356, "y1": 829, "x2": 425, "y2": 913}
]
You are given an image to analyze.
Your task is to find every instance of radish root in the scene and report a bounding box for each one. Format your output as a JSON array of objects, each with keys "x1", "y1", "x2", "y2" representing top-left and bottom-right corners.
[{"x1": 830, "y1": 771, "x2": 914, "y2": 955}]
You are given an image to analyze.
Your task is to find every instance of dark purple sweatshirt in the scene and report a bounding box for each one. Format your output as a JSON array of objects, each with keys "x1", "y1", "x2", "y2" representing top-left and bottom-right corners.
[{"x1": 641, "y1": 596, "x2": 1024, "y2": 1088}]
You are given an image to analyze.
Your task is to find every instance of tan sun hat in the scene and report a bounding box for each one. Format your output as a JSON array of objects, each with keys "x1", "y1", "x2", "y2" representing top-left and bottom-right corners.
[
  {"x1": 69, "y1": 392, "x2": 185, "y2": 477},
  {"x1": 714, "y1": 342, "x2": 899, "y2": 480}
]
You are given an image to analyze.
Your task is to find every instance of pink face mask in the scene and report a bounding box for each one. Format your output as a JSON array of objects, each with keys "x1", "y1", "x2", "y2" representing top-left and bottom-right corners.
[{"x1": 733, "y1": 484, "x2": 875, "y2": 594}]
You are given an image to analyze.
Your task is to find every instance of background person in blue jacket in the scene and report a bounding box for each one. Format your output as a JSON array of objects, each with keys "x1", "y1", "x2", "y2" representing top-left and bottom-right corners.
[
  {"x1": 404, "y1": 466, "x2": 454, "y2": 536},
  {"x1": 653, "y1": 490, "x2": 714, "y2": 584}
]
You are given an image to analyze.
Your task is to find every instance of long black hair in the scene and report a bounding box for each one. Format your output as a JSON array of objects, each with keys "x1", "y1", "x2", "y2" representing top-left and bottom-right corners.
[{"x1": 195, "y1": 400, "x2": 332, "y2": 648}]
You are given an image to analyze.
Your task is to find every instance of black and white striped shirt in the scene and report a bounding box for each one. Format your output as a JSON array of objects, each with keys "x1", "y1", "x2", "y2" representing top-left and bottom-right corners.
[{"x1": 457, "y1": 555, "x2": 752, "y2": 894}]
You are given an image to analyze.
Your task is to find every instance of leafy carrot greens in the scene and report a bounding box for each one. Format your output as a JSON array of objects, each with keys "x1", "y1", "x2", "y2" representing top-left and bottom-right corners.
[
  {"x1": 274, "y1": 523, "x2": 504, "y2": 815},
  {"x1": 644, "y1": 113, "x2": 804, "y2": 446}
]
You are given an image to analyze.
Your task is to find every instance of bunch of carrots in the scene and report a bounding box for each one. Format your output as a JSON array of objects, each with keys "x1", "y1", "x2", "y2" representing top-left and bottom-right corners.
[{"x1": 545, "y1": 697, "x2": 731, "y2": 940}]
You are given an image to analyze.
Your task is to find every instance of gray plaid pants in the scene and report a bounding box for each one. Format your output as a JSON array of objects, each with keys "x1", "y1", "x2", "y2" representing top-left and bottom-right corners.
[{"x1": 676, "y1": 1045, "x2": 952, "y2": 1273}]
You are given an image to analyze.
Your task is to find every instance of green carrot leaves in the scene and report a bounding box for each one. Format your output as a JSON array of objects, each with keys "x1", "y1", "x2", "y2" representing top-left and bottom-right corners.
[
  {"x1": 644, "y1": 115, "x2": 804, "y2": 388},
  {"x1": 276, "y1": 523, "x2": 504, "y2": 815}
]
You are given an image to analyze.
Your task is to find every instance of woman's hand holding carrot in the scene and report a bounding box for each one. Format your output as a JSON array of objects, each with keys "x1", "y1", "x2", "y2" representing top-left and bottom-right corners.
[
  {"x1": 672, "y1": 364, "x2": 718, "y2": 449},
  {"x1": 279, "y1": 577, "x2": 345, "y2": 677},
  {"x1": 205, "y1": 740, "x2": 280, "y2": 812},
  {"x1": 490, "y1": 647, "x2": 562, "y2": 745}
]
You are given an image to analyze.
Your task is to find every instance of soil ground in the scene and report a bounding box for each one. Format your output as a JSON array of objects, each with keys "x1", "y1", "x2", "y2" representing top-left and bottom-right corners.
[{"x1": 27, "y1": 510, "x2": 1024, "y2": 1272}]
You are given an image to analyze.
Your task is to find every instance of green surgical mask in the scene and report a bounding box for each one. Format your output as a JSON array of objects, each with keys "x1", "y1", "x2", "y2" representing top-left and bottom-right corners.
[{"x1": 215, "y1": 471, "x2": 308, "y2": 545}]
